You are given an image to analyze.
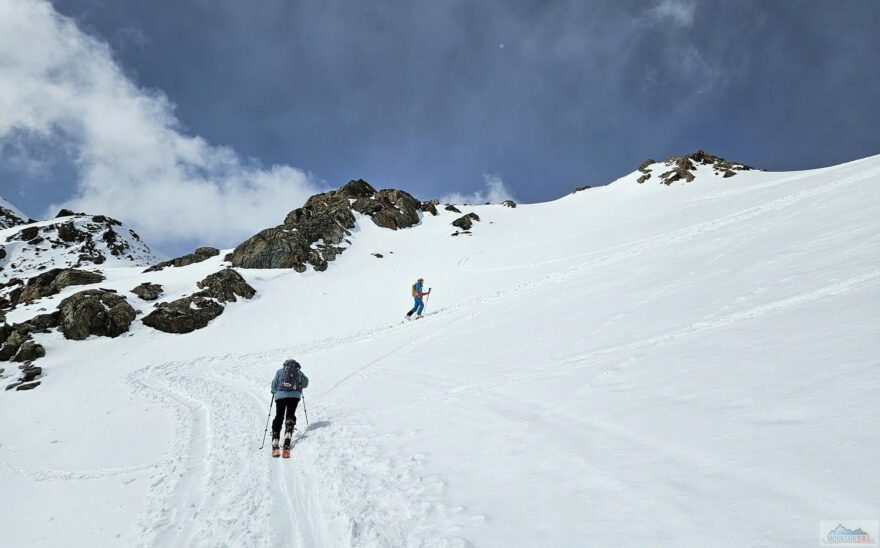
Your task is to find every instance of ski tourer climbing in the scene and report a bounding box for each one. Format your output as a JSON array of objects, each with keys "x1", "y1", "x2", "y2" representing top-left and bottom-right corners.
[
  {"x1": 406, "y1": 277, "x2": 431, "y2": 319},
  {"x1": 270, "y1": 359, "x2": 309, "y2": 458}
]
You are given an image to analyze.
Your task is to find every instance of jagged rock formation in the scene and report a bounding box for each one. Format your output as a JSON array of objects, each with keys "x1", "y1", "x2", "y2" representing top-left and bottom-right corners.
[
  {"x1": 143, "y1": 294, "x2": 225, "y2": 334},
  {"x1": 144, "y1": 247, "x2": 220, "y2": 273},
  {"x1": 444, "y1": 204, "x2": 462, "y2": 213},
  {"x1": 421, "y1": 200, "x2": 439, "y2": 216},
  {"x1": 0, "y1": 212, "x2": 156, "y2": 277},
  {"x1": 502, "y1": 200, "x2": 517, "y2": 208},
  {"x1": 0, "y1": 198, "x2": 29, "y2": 230},
  {"x1": 636, "y1": 150, "x2": 756, "y2": 185},
  {"x1": 196, "y1": 269, "x2": 256, "y2": 303},
  {"x1": 57, "y1": 289, "x2": 137, "y2": 341},
  {"x1": 131, "y1": 282, "x2": 163, "y2": 301},
  {"x1": 452, "y1": 213, "x2": 481, "y2": 231},
  {"x1": 230, "y1": 179, "x2": 422, "y2": 271},
  {"x1": 17, "y1": 268, "x2": 105, "y2": 304}
]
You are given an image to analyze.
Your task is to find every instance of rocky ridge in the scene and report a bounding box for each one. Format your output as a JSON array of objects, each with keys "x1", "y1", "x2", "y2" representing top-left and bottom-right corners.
[
  {"x1": 0, "y1": 210, "x2": 157, "y2": 280},
  {"x1": 229, "y1": 179, "x2": 425, "y2": 271},
  {"x1": 636, "y1": 150, "x2": 756, "y2": 185}
]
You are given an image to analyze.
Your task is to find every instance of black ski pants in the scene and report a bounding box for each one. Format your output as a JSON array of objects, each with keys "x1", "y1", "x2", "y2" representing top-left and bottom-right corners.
[{"x1": 272, "y1": 397, "x2": 300, "y2": 437}]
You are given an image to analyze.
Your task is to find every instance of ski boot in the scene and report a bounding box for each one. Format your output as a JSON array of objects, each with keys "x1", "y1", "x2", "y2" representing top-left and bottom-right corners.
[
  {"x1": 271, "y1": 435, "x2": 281, "y2": 458},
  {"x1": 282, "y1": 420, "x2": 295, "y2": 458}
]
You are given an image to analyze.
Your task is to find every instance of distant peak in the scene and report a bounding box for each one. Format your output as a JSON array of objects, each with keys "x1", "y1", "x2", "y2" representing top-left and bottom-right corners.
[{"x1": 636, "y1": 150, "x2": 757, "y2": 185}]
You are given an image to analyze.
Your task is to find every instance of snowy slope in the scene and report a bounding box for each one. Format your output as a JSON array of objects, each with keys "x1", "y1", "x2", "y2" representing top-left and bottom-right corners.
[
  {"x1": 1, "y1": 155, "x2": 879, "y2": 547},
  {"x1": 0, "y1": 212, "x2": 158, "y2": 279}
]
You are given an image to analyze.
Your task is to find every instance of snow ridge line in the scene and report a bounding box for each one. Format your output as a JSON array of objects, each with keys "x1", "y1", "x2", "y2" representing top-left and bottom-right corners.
[
  {"x1": 344, "y1": 270, "x2": 880, "y2": 419},
  {"x1": 459, "y1": 166, "x2": 877, "y2": 274}
]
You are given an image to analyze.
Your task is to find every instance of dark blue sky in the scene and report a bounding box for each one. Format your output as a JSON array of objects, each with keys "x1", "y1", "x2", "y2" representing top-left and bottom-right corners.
[{"x1": 1, "y1": 0, "x2": 879, "y2": 250}]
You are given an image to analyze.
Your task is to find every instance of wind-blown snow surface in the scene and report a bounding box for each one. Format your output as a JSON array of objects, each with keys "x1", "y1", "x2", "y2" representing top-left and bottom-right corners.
[{"x1": 1, "y1": 156, "x2": 879, "y2": 547}]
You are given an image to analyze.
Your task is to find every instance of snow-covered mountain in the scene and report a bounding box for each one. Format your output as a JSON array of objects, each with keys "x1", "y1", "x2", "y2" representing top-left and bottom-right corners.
[
  {"x1": 0, "y1": 196, "x2": 29, "y2": 229},
  {"x1": 0, "y1": 152, "x2": 878, "y2": 547}
]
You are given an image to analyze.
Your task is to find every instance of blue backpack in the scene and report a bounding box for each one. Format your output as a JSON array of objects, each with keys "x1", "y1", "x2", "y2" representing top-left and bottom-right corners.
[{"x1": 280, "y1": 360, "x2": 302, "y2": 392}]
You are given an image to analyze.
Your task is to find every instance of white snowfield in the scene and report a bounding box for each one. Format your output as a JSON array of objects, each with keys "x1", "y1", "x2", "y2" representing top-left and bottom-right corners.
[{"x1": 1, "y1": 155, "x2": 879, "y2": 547}]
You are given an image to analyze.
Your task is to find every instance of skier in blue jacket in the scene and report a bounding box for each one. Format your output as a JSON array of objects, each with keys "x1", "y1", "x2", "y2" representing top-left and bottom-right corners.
[
  {"x1": 406, "y1": 278, "x2": 431, "y2": 319},
  {"x1": 270, "y1": 359, "x2": 309, "y2": 457}
]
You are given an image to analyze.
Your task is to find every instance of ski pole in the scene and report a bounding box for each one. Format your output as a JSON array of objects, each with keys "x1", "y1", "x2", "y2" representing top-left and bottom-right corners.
[
  {"x1": 424, "y1": 288, "x2": 432, "y2": 313},
  {"x1": 259, "y1": 393, "x2": 273, "y2": 450},
  {"x1": 302, "y1": 394, "x2": 310, "y2": 427}
]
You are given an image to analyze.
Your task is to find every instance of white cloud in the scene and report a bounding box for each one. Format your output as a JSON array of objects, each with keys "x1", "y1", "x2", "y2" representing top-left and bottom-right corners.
[
  {"x1": 441, "y1": 174, "x2": 514, "y2": 205},
  {"x1": 0, "y1": 0, "x2": 322, "y2": 249},
  {"x1": 647, "y1": 0, "x2": 697, "y2": 28}
]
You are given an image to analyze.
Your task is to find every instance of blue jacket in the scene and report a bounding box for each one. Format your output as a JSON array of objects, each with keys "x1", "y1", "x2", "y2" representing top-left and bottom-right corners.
[{"x1": 271, "y1": 368, "x2": 309, "y2": 400}]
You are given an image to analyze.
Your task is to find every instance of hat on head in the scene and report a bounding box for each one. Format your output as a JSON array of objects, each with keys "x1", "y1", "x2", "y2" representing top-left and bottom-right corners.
[{"x1": 283, "y1": 359, "x2": 300, "y2": 369}]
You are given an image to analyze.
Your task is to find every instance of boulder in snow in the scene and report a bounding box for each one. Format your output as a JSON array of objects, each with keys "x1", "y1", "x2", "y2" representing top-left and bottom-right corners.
[
  {"x1": 57, "y1": 289, "x2": 137, "y2": 341},
  {"x1": 452, "y1": 213, "x2": 481, "y2": 231},
  {"x1": 131, "y1": 282, "x2": 163, "y2": 301},
  {"x1": 142, "y1": 295, "x2": 224, "y2": 334},
  {"x1": 17, "y1": 268, "x2": 106, "y2": 304},
  {"x1": 196, "y1": 269, "x2": 256, "y2": 303}
]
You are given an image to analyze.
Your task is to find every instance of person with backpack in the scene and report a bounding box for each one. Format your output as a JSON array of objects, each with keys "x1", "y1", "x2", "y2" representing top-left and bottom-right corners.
[
  {"x1": 270, "y1": 359, "x2": 309, "y2": 458},
  {"x1": 406, "y1": 277, "x2": 431, "y2": 319}
]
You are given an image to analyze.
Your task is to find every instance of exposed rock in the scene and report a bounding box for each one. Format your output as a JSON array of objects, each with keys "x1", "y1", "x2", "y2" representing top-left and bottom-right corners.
[
  {"x1": 16, "y1": 381, "x2": 41, "y2": 391},
  {"x1": 230, "y1": 209, "x2": 354, "y2": 271},
  {"x1": 639, "y1": 150, "x2": 756, "y2": 186},
  {"x1": 57, "y1": 289, "x2": 137, "y2": 341},
  {"x1": 18, "y1": 268, "x2": 106, "y2": 303},
  {"x1": 1, "y1": 201, "x2": 29, "y2": 230},
  {"x1": 444, "y1": 204, "x2": 462, "y2": 213},
  {"x1": 131, "y1": 282, "x2": 163, "y2": 301},
  {"x1": 353, "y1": 189, "x2": 421, "y2": 230},
  {"x1": 20, "y1": 312, "x2": 61, "y2": 333},
  {"x1": 571, "y1": 185, "x2": 592, "y2": 193},
  {"x1": 502, "y1": 200, "x2": 517, "y2": 208},
  {"x1": 421, "y1": 200, "x2": 439, "y2": 216},
  {"x1": 56, "y1": 209, "x2": 84, "y2": 218},
  {"x1": 0, "y1": 323, "x2": 12, "y2": 346},
  {"x1": 337, "y1": 178, "x2": 377, "y2": 198},
  {"x1": 372, "y1": 253, "x2": 384, "y2": 259},
  {"x1": 5, "y1": 381, "x2": 22, "y2": 391},
  {"x1": 196, "y1": 269, "x2": 256, "y2": 303},
  {"x1": 452, "y1": 213, "x2": 481, "y2": 231},
  {"x1": 13, "y1": 340, "x2": 45, "y2": 362},
  {"x1": 144, "y1": 247, "x2": 220, "y2": 273},
  {"x1": 231, "y1": 179, "x2": 426, "y2": 271},
  {"x1": 142, "y1": 295, "x2": 224, "y2": 334},
  {"x1": 19, "y1": 365, "x2": 42, "y2": 382}
]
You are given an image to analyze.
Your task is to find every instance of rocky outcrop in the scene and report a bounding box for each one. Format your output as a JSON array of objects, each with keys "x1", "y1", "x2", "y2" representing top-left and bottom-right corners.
[
  {"x1": 142, "y1": 295, "x2": 225, "y2": 334},
  {"x1": 57, "y1": 289, "x2": 137, "y2": 341},
  {"x1": 352, "y1": 189, "x2": 421, "y2": 230},
  {"x1": 230, "y1": 179, "x2": 422, "y2": 271},
  {"x1": 571, "y1": 185, "x2": 592, "y2": 193},
  {"x1": 144, "y1": 247, "x2": 220, "y2": 273},
  {"x1": 131, "y1": 282, "x2": 163, "y2": 301},
  {"x1": 444, "y1": 204, "x2": 462, "y2": 213},
  {"x1": 502, "y1": 200, "x2": 517, "y2": 208},
  {"x1": 13, "y1": 340, "x2": 45, "y2": 362},
  {"x1": 196, "y1": 269, "x2": 256, "y2": 303},
  {"x1": 421, "y1": 200, "x2": 439, "y2": 216},
  {"x1": 17, "y1": 268, "x2": 105, "y2": 304},
  {"x1": 636, "y1": 150, "x2": 755, "y2": 185},
  {"x1": 1, "y1": 200, "x2": 29, "y2": 230},
  {"x1": 452, "y1": 213, "x2": 481, "y2": 231}
]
